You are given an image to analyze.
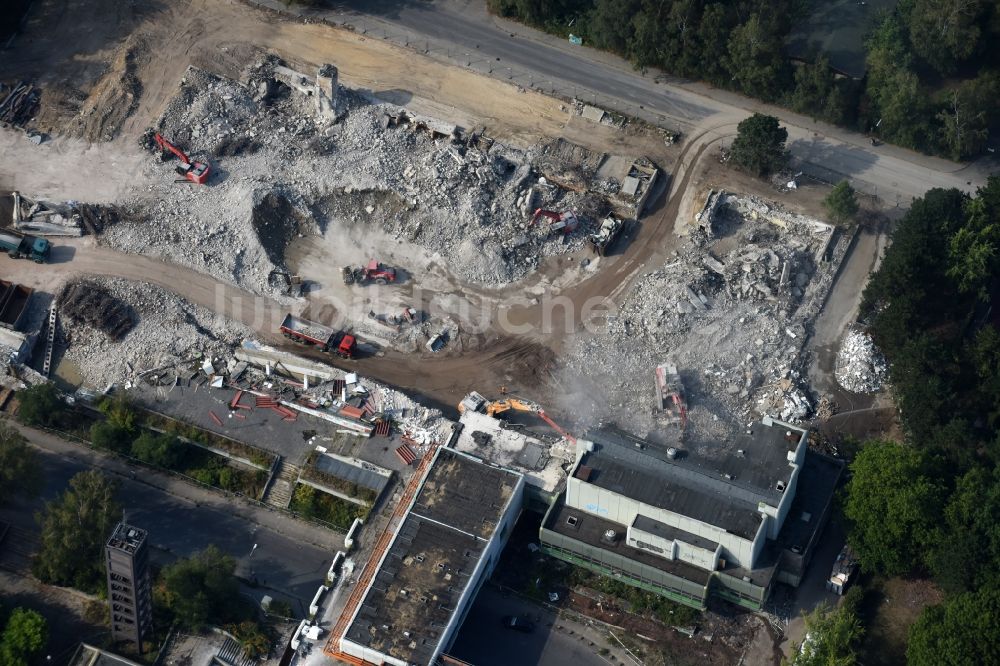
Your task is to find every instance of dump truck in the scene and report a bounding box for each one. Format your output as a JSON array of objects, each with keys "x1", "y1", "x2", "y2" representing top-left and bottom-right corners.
[
  {"x1": 0, "y1": 229, "x2": 50, "y2": 263},
  {"x1": 588, "y1": 215, "x2": 626, "y2": 256},
  {"x1": 279, "y1": 314, "x2": 356, "y2": 359}
]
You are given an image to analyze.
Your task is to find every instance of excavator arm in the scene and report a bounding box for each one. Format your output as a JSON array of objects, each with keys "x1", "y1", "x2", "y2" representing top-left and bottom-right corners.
[{"x1": 483, "y1": 397, "x2": 577, "y2": 444}]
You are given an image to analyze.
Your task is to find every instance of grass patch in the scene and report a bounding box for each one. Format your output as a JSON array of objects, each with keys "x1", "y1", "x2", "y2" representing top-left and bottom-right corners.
[
  {"x1": 301, "y1": 451, "x2": 379, "y2": 504},
  {"x1": 289, "y1": 483, "x2": 370, "y2": 530}
]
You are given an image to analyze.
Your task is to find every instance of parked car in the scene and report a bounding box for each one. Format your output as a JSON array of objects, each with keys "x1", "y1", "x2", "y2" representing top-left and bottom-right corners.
[{"x1": 502, "y1": 616, "x2": 535, "y2": 633}]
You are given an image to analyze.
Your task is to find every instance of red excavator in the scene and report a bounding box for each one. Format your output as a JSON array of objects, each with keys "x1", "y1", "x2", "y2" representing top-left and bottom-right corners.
[
  {"x1": 153, "y1": 133, "x2": 211, "y2": 185},
  {"x1": 530, "y1": 208, "x2": 579, "y2": 235}
]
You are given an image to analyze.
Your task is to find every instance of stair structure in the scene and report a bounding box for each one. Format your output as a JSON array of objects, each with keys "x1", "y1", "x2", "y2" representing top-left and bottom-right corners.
[{"x1": 262, "y1": 459, "x2": 299, "y2": 510}]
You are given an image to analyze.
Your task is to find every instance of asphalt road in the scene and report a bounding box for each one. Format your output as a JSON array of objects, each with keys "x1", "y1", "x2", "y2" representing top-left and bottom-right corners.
[
  {"x1": 302, "y1": 0, "x2": 996, "y2": 204},
  {"x1": 449, "y1": 586, "x2": 611, "y2": 666},
  {"x1": 0, "y1": 441, "x2": 330, "y2": 612}
]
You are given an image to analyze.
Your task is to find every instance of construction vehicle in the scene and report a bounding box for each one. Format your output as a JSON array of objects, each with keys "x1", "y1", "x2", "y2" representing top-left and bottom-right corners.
[
  {"x1": 457, "y1": 391, "x2": 576, "y2": 444},
  {"x1": 588, "y1": 215, "x2": 626, "y2": 256},
  {"x1": 655, "y1": 362, "x2": 687, "y2": 429},
  {"x1": 0, "y1": 229, "x2": 50, "y2": 263},
  {"x1": 152, "y1": 133, "x2": 211, "y2": 185},
  {"x1": 530, "y1": 208, "x2": 579, "y2": 235},
  {"x1": 342, "y1": 259, "x2": 397, "y2": 286},
  {"x1": 279, "y1": 313, "x2": 356, "y2": 359}
]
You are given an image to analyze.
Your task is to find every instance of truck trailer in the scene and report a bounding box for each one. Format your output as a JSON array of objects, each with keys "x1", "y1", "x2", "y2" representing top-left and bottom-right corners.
[
  {"x1": 280, "y1": 314, "x2": 356, "y2": 359},
  {"x1": 0, "y1": 229, "x2": 50, "y2": 263}
]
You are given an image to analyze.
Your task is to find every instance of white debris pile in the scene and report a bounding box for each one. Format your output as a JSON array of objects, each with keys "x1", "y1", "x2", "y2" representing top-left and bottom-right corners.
[
  {"x1": 835, "y1": 328, "x2": 888, "y2": 394},
  {"x1": 60, "y1": 278, "x2": 253, "y2": 389},
  {"x1": 105, "y1": 64, "x2": 614, "y2": 291},
  {"x1": 561, "y1": 205, "x2": 851, "y2": 443}
]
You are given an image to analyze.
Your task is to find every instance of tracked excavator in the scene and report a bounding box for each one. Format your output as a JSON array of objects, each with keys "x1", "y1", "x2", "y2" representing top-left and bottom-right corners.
[
  {"x1": 457, "y1": 391, "x2": 576, "y2": 444},
  {"x1": 153, "y1": 133, "x2": 211, "y2": 185}
]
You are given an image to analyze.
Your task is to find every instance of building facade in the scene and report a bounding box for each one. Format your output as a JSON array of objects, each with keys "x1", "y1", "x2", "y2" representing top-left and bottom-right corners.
[
  {"x1": 540, "y1": 417, "x2": 842, "y2": 610},
  {"x1": 105, "y1": 523, "x2": 153, "y2": 648}
]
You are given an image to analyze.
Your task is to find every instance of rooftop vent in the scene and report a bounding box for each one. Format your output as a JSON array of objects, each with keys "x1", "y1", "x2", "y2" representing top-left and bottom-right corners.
[
  {"x1": 776, "y1": 480, "x2": 787, "y2": 493},
  {"x1": 737, "y1": 449, "x2": 745, "y2": 457},
  {"x1": 566, "y1": 515, "x2": 579, "y2": 527},
  {"x1": 724, "y1": 473, "x2": 734, "y2": 481},
  {"x1": 604, "y1": 529, "x2": 617, "y2": 540},
  {"x1": 666, "y1": 447, "x2": 678, "y2": 460}
]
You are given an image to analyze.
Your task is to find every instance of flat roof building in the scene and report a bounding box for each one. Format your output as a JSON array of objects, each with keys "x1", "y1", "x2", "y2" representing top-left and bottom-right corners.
[
  {"x1": 336, "y1": 447, "x2": 524, "y2": 666},
  {"x1": 540, "y1": 417, "x2": 842, "y2": 610}
]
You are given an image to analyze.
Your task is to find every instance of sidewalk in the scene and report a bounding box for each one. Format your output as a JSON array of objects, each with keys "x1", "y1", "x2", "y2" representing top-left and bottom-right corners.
[{"x1": 7, "y1": 419, "x2": 343, "y2": 551}]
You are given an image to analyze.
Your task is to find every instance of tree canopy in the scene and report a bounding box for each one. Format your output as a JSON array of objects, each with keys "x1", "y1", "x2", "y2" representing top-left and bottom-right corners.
[
  {"x1": 33, "y1": 470, "x2": 121, "y2": 592},
  {"x1": 158, "y1": 545, "x2": 244, "y2": 630},
  {"x1": 728, "y1": 113, "x2": 788, "y2": 177},
  {"x1": 489, "y1": 0, "x2": 1000, "y2": 159},
  {"x1": 0, "y1": 424, "x2": 40, "y2": 505},
  {"x1": 0, "y1": 607, "x2": 48, "y2": 666},
  {"x1": 907, "y1": 587, "x2": 1000, "y2": 666},
  {"x1": 843, "y1": 440, "x2": 944, "y2": 576},
  {"x1": 787, "y1": 597, "x2": 863, "y2": 666},
  {"x1": 15, "y1": 384, "x2": 65, "y2": 428},
  {"x1": 823, "y1": 181, "x2": 860, "y2": 226}
]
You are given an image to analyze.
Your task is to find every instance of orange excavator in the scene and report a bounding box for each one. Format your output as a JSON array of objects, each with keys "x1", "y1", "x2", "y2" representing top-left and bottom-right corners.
[
  {"x1": 153, "y1": 133, "x2": 211, "y2": 185},
  {"x1": 457, "y1": 391, "x2": 576, "y2": 444}
]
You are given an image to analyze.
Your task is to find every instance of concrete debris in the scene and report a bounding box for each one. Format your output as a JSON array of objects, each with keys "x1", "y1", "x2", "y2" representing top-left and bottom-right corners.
[
  {"x1": 835, "y1": 328, "x2": 888, "y2": 394},
  {"x1": 101, "y1": 63, "x2": 644, "y2": 292},
  {"x1": 60, "y1": 278, "x2": 252, "y2": 389},
  {"x1": 562, "y1": 198, "x2": 850, "y2": 445},
  {"x1": 0, "y1": 81, "x2": 40, "y2": 127},
  {"x1": 11, "y1": 191, "x2": 83, "y2": 237}
]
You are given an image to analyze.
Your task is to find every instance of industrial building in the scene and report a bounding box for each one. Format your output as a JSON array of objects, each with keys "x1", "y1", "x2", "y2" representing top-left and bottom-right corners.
[
  {"x1": 334, "y1": 447, "x2": 524, "y2": 666},
  {"x1": 540, "y1": 417, "x2": 842, "y2": 610},
  {"x1": 105, "y1": 522, "x2": 153, "y2": 648}
]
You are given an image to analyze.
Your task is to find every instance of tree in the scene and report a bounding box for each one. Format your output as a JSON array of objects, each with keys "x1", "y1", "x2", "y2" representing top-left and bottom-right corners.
[
  {"x1": 823, "y1": 181, "x2": 860, "y2": 225},
  {"x1": 0, "y1": 424, "x2": 40, "y2": 505},
  {"x1": 946, "y1": 196, "x2": 1000, "y2": 297},
  {"x1": 0, "y1": 608, "x2": 48, "y2": 666},
  {"x1": 843, "y1": 440, "x2": 944, "y2": 575},
  {"x1": 224, "y1": 620, "x2": 271, "y2": 660},
  {"x1": 33, "y1": 470, "x2": 121, "y2": 592},
  {"x1": 89, "y1": 421, "x2": 133, "y2": 455},
  {"x1": 15, "y1": 383, "x2": 64, "y2": 428},
  {"x1": 729, "y1": 113, "x2": 788, "y2": 177},
  {"x1": 159, "y1": 545, "x2": 243, "y2": 630},
  {"x1": 927, "y1": 465, "x2": 1000, "y2": 592},
  {"x1": 131, "y1": 431, "x2": 183, "y2": 469},
  {"x1": 937, "y1": 75, "x2": 998, "y2": 160},
  {"x1": 907, "y1": 587, "x2": 1000, "y2": 666},
  {"x1": 907, "y1": 0, "x2": 983, "y2": 75},
  {"x1": 725, "y1": 14, "x2": 788, "y2": 101},
  {"x1": 787, "y1": 600, "x2": 863, "y2": 666}
]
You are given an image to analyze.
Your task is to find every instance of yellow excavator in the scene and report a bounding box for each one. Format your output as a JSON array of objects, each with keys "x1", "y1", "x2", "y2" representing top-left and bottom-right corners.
[{"x1": 457, "y1": 391, "x2": 576, "y2": 444}]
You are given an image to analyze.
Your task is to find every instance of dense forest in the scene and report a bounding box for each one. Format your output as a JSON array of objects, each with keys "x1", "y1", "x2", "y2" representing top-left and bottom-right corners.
[
  {"x1": 488, "y1": 0, "x2": 1000, "y2": 159},
  {"x1": 840, "y1": 177, "x2": 1000, "y2": 663}
]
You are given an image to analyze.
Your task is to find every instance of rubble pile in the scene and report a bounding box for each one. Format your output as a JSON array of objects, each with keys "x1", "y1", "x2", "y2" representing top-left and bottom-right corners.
[
  {"x1": 59, "y1": 282, "x2": 136, "y2": 341},
  {"x1": 106, "y1": 64, "x2": 619, "y2": 291},
  {"x1": 60, "y1": 278, "x2": 252, "y2": 389},
  {"x1": 563, "y1": 206, "x2": 849, "y2": 446},
  {"x1": 835, "y1": 328, "x2": 888, "y2": 394}
]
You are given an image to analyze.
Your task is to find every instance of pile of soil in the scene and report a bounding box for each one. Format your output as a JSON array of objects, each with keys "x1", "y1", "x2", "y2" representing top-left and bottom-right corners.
[{"x1": 68, "y1": 35, "x2": 143, "y2": 142}]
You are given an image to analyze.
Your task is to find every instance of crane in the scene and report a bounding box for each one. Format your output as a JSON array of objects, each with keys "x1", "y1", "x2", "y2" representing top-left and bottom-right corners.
[
  {"x1": 153, "y1": 133, "x2": 211, "y2": 185},
  {"x1": 457, "y1": 392, "x2": 577, "y2": 444}
]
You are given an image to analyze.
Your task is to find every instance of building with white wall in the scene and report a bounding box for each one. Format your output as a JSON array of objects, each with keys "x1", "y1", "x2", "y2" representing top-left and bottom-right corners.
[
  {"x1": 540, "y1": 417, "x2": 842, "y2": 610},
  {"x1": 337, "y1": 447, "x2": 524, "y2": 666}
]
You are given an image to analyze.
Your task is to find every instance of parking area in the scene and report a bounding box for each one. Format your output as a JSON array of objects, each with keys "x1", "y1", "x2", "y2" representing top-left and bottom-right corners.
[{"x1": 449, "y1": 585, "x2": 614, "y2": 666}]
